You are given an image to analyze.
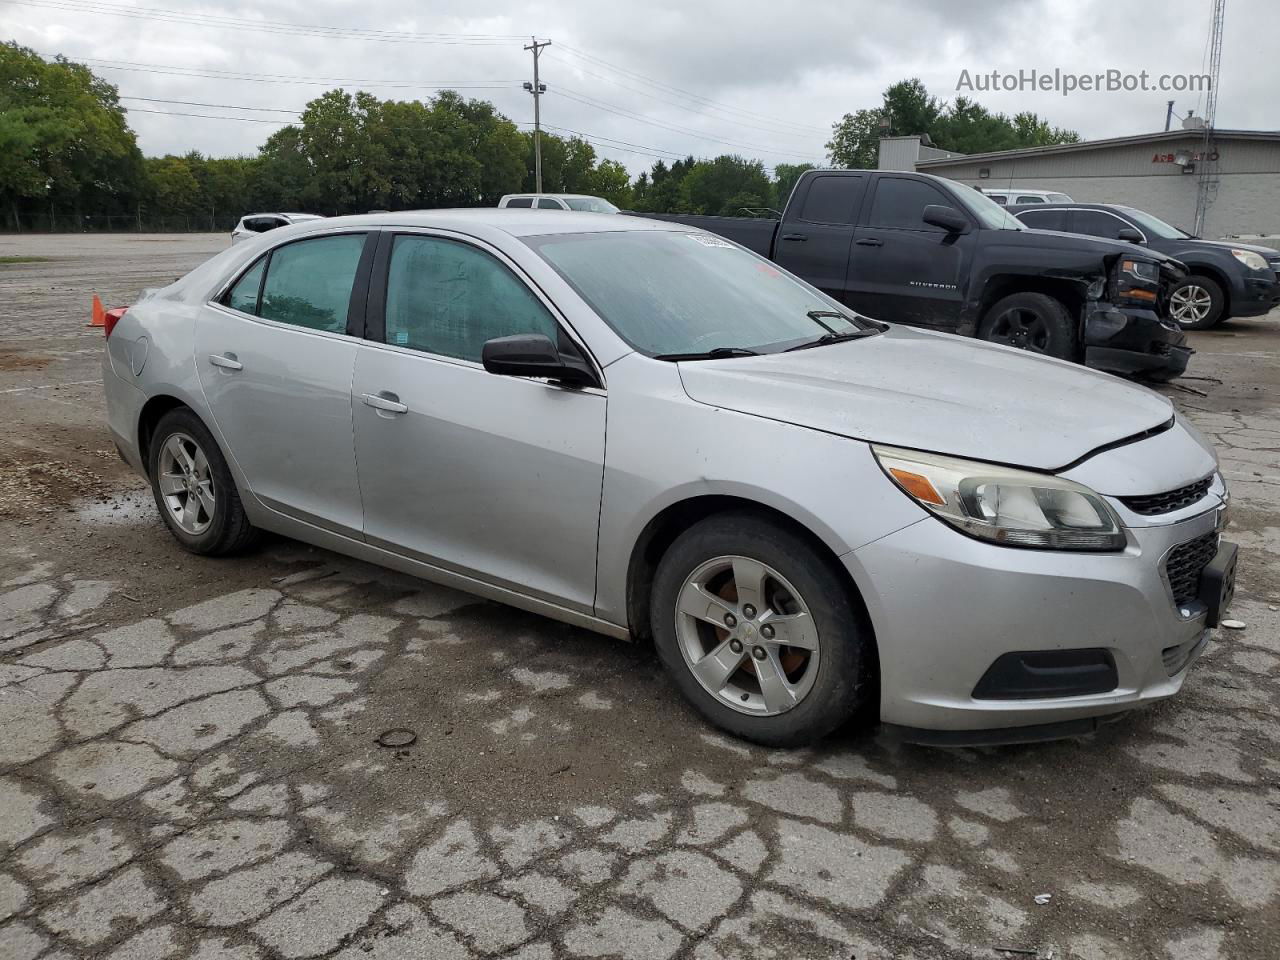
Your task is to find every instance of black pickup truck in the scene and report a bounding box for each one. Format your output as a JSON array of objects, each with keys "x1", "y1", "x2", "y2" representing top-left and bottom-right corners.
[{"x1": 640, "y1": 170, "x2": 1192, "y2": 379}]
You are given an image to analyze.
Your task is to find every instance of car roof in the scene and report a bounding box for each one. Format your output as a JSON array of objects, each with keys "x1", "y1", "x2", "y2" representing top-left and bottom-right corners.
[
  {"x1": 283, "y1": 209, "x2": 690, "y2": 239},
  {"x1": 1008, "y1": 202, "x2": 1124, "y2": 212},
  {"x1": 503, "y1": 193, "x2": 606, "y2": 200}
]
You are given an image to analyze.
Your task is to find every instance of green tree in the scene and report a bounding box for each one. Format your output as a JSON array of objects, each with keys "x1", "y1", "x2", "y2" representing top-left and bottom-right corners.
[
  {"x1": 0, "y1": 42, "x2": 142, "y2": 226},
  {"x1": 679, "y1": 155, "x2": 771, "y2": 215},
  {"x1": 827, "y1": 77, "x2": 1079, "y2": 168}
]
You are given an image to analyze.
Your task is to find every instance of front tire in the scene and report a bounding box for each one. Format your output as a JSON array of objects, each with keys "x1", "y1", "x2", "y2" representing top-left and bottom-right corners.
[
  {"x1": 650, "y1": 512, "x2": 873, "y2": 747},
  {"x1": 978, "y1": 292, "x2": 1078, "y2": 361},
  {"x1": 148, "y1": 408, "x2": 257, "y2": 555},
  {"x1": 1168, "y1": 275, "x2": 1225, "y2": 329}
]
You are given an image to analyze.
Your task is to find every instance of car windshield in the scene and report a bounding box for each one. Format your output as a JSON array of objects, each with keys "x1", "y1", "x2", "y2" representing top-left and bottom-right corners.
[
  {"x1": 525, "y1": 230, "x2": 878, "y2": 356},
  {"x1": 564, "y1": 197, "x2": 619, "y2": 213},
  {"x1": 1115, "y1": 206, "x2": 1191, "y2": 239},
  {"x1": 953, "y1": 187, "x2": 1025, "y2": 230},
  {"x1": 1048, "y1": 193, "x2": 1072, "y2": 202}
]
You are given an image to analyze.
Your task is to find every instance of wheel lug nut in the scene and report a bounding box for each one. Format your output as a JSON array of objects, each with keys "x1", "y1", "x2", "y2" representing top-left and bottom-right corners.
[
  {"x1": 752, "y1": 646, "x2": 767, "y2": 660},
  {"x1": 742, "y1": 604, "x2": 756, "y2": 619},
  {"x1": 724, "y1": 613, "x2": 737, "y2": 628},
  {"x1": 729, "y1": 639, "x2": 743, "y2": 654},
  {"x1": 761, "y1": 624, "x2": 775, "y2": 640}
]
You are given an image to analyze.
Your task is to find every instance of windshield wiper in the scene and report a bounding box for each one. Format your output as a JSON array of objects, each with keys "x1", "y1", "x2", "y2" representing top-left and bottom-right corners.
[
  {"x1": 652, "y1": 346, "x2": 761, "y2": 361},
  {"x1": 784, "y1": 330, "x2": 879, "y2": 352}
]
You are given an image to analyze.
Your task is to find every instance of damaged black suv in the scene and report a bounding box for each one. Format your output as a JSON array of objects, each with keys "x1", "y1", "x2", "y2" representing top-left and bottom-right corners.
[{"x1": 639, "y1": 170, "x2": 1191, "y2": 380}]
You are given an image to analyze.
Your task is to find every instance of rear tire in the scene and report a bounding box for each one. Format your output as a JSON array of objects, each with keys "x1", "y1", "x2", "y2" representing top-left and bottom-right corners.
[
  {"x1": 148, "y1": 408, "x2": 257, "y2": 556},
  {"x1": 650, "y1": 512, "x2": 873, "y2": 747},
  {"x1": 1168, "y1": 275, "x2": 1225, "y2": 329},
  {"x1": 978, "y1": 292, "x2": 1078, "y2": 361}
]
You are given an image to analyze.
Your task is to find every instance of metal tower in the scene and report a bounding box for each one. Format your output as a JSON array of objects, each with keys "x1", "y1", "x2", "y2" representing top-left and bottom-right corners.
[{"x1": 1193, "y1": 0, "x2": 1226, "y2": 235}]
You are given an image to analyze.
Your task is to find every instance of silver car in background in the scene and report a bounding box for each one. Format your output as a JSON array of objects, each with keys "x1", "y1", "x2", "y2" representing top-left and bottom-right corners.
[{"x1": 102, "y1": 211, "x2": 1237, "y2": 746}]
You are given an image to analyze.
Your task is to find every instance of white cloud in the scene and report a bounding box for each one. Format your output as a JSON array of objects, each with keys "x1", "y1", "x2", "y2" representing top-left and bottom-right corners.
[{"x1": 4, "y1": 0, "x2": 1274, "y2": 174}]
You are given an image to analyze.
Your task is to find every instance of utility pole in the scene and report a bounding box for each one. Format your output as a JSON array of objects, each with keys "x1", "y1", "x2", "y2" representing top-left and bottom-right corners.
[
  {"x1": 1194, "y1": 0, "x2": 1226, "y2": 236},
  {"x1": 1164, "y1": 100, "x2": 1175, "y2": 132},
  {"x1": 524, "y1": 38, "x2": 551, "y2": 194}
]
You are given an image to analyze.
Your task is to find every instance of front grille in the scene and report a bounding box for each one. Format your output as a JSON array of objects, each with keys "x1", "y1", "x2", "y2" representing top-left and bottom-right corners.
[
  {"x1": 1164, "y1": 531, "x2": 1219, "y2": 606},
  {"x1": 1121, "y1": 477, "x2": 1213, "y2": 516}
]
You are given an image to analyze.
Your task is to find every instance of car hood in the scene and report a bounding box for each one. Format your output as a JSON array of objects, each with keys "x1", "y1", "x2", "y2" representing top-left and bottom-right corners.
[
  {"x1": 1172, "y1": 237, "x2": 1278, "y2": 258},
  {"x1": 675, "y1": 326, "x2": 1174, "y2": 471}
]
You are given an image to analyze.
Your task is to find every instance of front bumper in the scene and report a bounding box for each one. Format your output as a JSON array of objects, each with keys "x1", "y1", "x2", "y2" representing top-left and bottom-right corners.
[
  {"x1": 843, "y1": 499, "x2": 1229, "y2": 739},
  {"x1": 1230, "y1": 274, "x2": 1280, "y2": 318},
  {"x1": 1083, "y1": 303, "x2": 1191, "y2": 380}
]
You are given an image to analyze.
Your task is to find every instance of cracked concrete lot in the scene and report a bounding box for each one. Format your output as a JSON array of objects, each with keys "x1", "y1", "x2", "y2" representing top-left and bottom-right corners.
[{"x1": 1, "y1": 233, "x2": 1278, "y2": 959}]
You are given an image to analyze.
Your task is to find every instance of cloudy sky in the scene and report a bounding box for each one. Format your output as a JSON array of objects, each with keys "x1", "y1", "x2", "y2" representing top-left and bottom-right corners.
[{"x1": 4, "y1": 0, "x2": 1277, "y2": 175}]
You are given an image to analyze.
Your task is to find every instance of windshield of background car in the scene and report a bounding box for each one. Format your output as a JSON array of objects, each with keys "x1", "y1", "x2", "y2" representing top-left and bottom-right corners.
[
  {"x1": 954, "y1": 187, "x2": 1026, "y2": 230},
  {"x1": 1116, "y1": 206, "x2": 1190, "y2": 239},
  {"x1": 564, "y1": 197, "x2": 620, "y2": 213},
  {"x1": 525, "y1": 230, "x2": 876, "y2": 356}
]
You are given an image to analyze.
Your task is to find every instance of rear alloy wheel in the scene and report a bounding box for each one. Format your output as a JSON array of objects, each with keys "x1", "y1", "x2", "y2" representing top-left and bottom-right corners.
[
  {"x1": 1168, "y1": 275, "x2": 1224, "y2": 329},
  {"x1": 148, "y1": 408, "x2": 257, "y2": 556},
  {"x1": 651, "y1": 513, "x2": 871, "y2": 746},
  {"x1": 978, "y1": 292, "x2": 1077, "y2": 361}
]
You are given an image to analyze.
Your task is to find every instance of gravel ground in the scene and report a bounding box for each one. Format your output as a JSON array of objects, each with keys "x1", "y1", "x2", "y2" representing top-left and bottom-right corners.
[{"x1": 1, "y1": 233, "x2": 1277, "y2": 960}]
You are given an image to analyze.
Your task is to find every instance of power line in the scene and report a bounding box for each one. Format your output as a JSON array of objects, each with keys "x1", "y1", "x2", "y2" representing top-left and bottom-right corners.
[
  {"x1": 554, "y1": 43, "x2": 828, "y2": 136},
  {"x1": 552, "y1": 86, "x2": 822, "y2": 161},
  {"x1": 3, "y1": 0, "x2": 525, "y2": 44},
  {"x1": 125, "y1": 107, "x2": 292, "y2": 125},
  {"x1": 121, "y1": 96, "x2": 301, "y2": 114},
  {"x1": 78, "y1": 57, "x2": 521, "y2": 90},
  {"x1": 542, "y1": 50, "x2": 825, "y2": 141}
]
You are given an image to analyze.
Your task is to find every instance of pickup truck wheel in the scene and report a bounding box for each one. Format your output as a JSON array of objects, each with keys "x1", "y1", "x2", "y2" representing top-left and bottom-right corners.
[
  {"x1": 650, "y1": 512, "x2": 872, "y2": 747},
  {"x1": 1168, "y1": 275, "x2": 1224, "y2": 329},
  {"x1": 978, "y1": 292, "x2": 1078, "y2": 361}
]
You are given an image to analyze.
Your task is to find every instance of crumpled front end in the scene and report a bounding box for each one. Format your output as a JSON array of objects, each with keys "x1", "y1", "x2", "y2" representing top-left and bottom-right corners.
[{"x1": 1084, "y1": 255, "x2": 1192, "y2": 380}]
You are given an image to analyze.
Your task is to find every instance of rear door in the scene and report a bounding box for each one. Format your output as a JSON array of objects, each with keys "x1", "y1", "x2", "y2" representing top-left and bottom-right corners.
[
  {"x1": 195, "y1": 231, "x2": 373, "y2": 535},
  {"x1": 350, "y1": 230, "x2": 606, "y2": 611},
  {"x1": 771, "y1": 173, "x2": 866, "y2": 302},
  {"x1": 847, "y1": 176, "x2": 975, "y2": 330},
  {"x1": 1069, "y1": 209, "x2": 1143, "y2": 242}
]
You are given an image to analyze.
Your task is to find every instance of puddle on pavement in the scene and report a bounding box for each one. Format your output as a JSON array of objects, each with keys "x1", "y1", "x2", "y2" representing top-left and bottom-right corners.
[{"x1": 74, "y1": 491, "x2": 154, "y2": 526}]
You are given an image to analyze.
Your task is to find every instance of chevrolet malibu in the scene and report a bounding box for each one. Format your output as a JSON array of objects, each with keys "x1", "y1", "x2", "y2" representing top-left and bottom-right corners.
[{"x1": 102, "y1": 211, "x2": 1238, "y2": 746}]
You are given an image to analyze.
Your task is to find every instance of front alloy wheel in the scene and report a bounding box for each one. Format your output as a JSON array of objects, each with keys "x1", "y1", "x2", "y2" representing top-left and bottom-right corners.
[
  {"x1": 984, "y1": 307, "x2": 1051, "y2": 353},
  {"x1": 1169, "y1": 283, "x2": 1215, "y2": 327},
  {"x1": 675, "y1": 556, "x2": 820, "y2": 716}
]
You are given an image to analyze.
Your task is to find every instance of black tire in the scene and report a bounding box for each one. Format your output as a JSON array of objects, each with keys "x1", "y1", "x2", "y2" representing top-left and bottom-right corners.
[
  {"x1": 650, "y1": 511, "x2": 873, "y2": 747},
  {"x1": 1168, "y1": 274, "x2": 1225, "y2": 330},
  {"x1": 148, "y1": 407, "x2": 258, "y2": 556},
  {"x1": 978, "y1": 291, "x2": 1078, "y2": 361}
]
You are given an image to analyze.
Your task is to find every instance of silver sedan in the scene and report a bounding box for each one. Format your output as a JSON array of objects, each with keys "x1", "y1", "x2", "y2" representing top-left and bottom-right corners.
[{"x1": 102, "y1": 211, "x2": 1237, "y2": 746}]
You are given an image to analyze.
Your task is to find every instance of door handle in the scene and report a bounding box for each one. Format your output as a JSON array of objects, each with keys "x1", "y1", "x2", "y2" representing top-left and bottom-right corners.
[
  {"x1": 208, "y1": 353, "x2": 243, "y2": 371},
  {"x1": 780, "y1": 233, "x2": 808, "y2": 242},
  {"x1": 361, "y1": 391, "x2": 408, "y2": 415},
  {"x1": 855, "y1": 238, "x2": 883, "y2": 247}
]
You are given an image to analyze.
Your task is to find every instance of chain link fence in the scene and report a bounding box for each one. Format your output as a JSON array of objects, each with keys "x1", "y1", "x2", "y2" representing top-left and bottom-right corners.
[{"x1": 3, "y1": 212, "x2": 244, "y2": 234}]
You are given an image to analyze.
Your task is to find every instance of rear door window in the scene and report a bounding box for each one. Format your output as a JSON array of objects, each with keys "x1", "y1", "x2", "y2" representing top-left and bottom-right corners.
[
  {"x1": 1015, "y1": 195, "x2": 1045, "y2": 204},
  {"x1": 257, "y1": 234, "x2": 367, "y2": 333},
  {"x1": 224, "y1": 257, "x2": 266, "y2": 314},
  {"x1": 1016, "y1": 209, "x2": 1069, "y2": 232},
  {"x1": 1070, "y1": 211, "x2": 1131, "y2": 240},
  {"x1": 867, "y1": 178, "x2": 954, "y2": 231},
  {"x1": 796, "y1": 175, "x2": 865, "y2": 224}
]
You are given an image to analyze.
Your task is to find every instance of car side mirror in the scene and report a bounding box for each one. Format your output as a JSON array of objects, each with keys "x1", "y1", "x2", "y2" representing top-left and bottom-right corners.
[
  {"x1": 481, "y1": 334, "x2": 596, "y2": 387},
  {"x1": 1117, "y1": 227, "x2": 1144, "y2": 244},
  {"x1": 922, "y1": 204, "x2": 969, "y2": 234}
]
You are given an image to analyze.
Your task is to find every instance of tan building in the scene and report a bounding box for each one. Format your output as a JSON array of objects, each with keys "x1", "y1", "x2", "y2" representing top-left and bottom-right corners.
[{"x1": 879, "y1": 129, "x2": 1280, "y2": 240}]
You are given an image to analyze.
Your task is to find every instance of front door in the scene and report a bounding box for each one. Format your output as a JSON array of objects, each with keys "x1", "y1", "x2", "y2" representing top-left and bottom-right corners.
[
  {"x1": 847, "y1": 176, "x2": 973, "y2": 331},
  {"x1": 351, "y1": 231, "x2": 606, "y2": 611},
  {"x1": 195, "y1": 232, "x2": 371, "y2": 535}
]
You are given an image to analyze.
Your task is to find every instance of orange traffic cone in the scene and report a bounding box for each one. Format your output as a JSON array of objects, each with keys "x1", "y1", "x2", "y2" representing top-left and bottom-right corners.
[{"x1": 89, "y1": 294, "x2": 105, "y2": 328}]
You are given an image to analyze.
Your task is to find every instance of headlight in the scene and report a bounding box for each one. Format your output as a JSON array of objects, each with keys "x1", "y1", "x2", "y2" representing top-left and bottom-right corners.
[
  {"x1": 873, "y1": 445, "x2": 1127, "y2": 551},
  {"x1": 1120, "y1": 258, "x2": 1160, "y2": 282},
  {"x1": 1230, "y1": 249, "x2": 1269, "y2": 271}
]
